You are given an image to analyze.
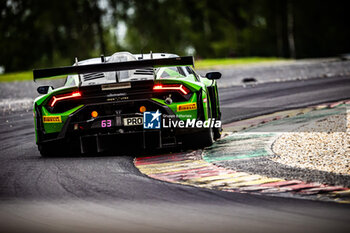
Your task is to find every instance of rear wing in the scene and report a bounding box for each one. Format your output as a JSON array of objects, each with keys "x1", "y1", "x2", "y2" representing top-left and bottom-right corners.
[{"x1": 33, "y1": 56, "x2": 194, "y2": 81}]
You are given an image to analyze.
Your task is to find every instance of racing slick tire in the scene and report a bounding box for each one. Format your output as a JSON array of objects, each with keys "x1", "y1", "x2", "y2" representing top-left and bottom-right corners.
[
  {"x1": 213, "y1": 125, "x2": 222, "y2": 140},
  {"x1": 194, "y1": 98, "x2": 215, "y2": 147},
  {"x1": 196, "y1": 125, "x2": 215, "y2": 147},
  {"x1": 38, "y1": 141, "x2": 69, "y2": 157},
  {"x1": 38, "y1": 143, "x2": 55, "y2": 157}
]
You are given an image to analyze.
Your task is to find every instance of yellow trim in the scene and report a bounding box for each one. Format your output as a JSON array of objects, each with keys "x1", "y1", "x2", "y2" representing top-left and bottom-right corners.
[
  {"x1": 177, "y1": 103, "x2": 197, "y2": 112},
  {"x1": 43, "y1": 115, "x2": 62, "y2": 123}
]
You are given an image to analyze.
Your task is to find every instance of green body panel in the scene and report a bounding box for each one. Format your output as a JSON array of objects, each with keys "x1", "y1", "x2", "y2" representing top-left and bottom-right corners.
[
  {"x1": 41, "y1": 105, "x2": 84, "y2": 134},
  {"x1": 33, "y1": 104, "x2": 38, "y2": 143},
  {"x1": 34, "y1": 103, "x2": 83, "y2": 143},
  {"x1": 35, "y1": 86, "x2": 79, "y2": 106},
  {"x1": 34, "y1": 85, "x2": 81, "y2": 142},
  {"x1": 152, "y1": 93, "x2": 198, "y2": 121},
  {"x1": 154, "y1": 77, "x2": 205, "y2": 92},
  {"x1": 202, "y1": 89, "x2": 210, "y2": 119},
  {"x1": 152, "y1": 72, "x2": 215, "y2": 121}
]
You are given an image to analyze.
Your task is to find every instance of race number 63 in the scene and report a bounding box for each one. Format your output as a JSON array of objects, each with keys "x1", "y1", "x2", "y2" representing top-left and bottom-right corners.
[{"x1": 101, "y1": 120, "x2": 112, "y2": 128}]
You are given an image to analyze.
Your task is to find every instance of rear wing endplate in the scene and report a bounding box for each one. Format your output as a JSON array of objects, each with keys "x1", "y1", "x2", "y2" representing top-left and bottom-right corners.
[{"x1": 33, "y1": 56, "x2": 194, "y2": 81}]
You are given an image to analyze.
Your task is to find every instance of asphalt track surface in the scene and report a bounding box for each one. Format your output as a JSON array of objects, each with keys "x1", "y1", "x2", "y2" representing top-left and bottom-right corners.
[{"x1": 1, "y1": 76, "x2": 350, "y2": 233}]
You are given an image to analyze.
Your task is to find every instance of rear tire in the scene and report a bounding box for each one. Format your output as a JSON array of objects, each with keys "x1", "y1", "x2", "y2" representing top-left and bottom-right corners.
[
  {"x1": 38, "y1": 143, "x2": 54, "y2": 157},
  {"x1": 213, "y1": 125, "x2": 222, "y2": 140},
  {"x1": 194, "y1": 95, "x2": 216, "y2": 148},
  {"x1": 196, "y1": 126, "x2": 214, "y2": 147},
  {"x1": 38, "y1": 141, "x2": 67, "y2": 157}
]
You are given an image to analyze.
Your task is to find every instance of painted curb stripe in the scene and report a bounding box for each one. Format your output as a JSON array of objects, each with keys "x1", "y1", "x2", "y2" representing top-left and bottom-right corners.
[
  {"x1": 328, "y1": 101, "x2": 344, "y2": 108},
  {"x1": 211, "y1": 175, "x2": 263, "y2": 187},
  {"x1": 188, "y1": 173, "x2": 249, "y2": 183},
  {"x1": 332, "y1": 190, "x2": 350, "y2": 197},
  {"x1": 260, "y1": 180, "x2": 302, "y2": 187},
  {"x1": 134, "y1": 100, "x2": 350, "y2": 203},
  {"x1": 280, "y1": 183, "x2": 322, "y2": 192},
  {"x1": 299, "y1": 186, "x2": 346, "y2": 195},
  {"x1": 149, "y1": 166, "x2": 230, "y2": 178},
  {"x1": 228, "y1": 178, "x2": 284, "y2": 187},
  {"x1": 239, "y1": 186, "x2": 273, "y2": 192},
  {"x1": 135, "y1": 151, "x2": 350, "y2": 203}
]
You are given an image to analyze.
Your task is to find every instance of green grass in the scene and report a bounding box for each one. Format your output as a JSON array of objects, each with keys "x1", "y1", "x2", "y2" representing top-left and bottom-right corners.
[
  {"x1": 0, "y1": 57, "x2": 287, "y2": 82},
  {"x1": 0, "y1": 70, "x2": 34, "y2": 82},
  {"x1": 195, "y1": 57, "x2": 287, "y2": 69},
  {"x1": 0, "y1": 70, "x2": 67, "y2": 82}
]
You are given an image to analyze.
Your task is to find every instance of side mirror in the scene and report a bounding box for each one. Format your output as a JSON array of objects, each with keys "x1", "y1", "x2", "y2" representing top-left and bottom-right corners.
[
  {"x1": 37, "y1": 86, "x2": 53, "y2": 94},
  {"x1": 205, "y1": 72, "x2": 221, "y2": 80}
]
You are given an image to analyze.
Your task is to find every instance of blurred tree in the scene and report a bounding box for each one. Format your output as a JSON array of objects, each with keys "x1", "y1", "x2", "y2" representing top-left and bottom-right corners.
[
  {"x1": 121, "y1": 0, "x2": 191, "y2": 55},
  {"x1": 292, "y1": 0, "x2": 350, "y2": 58},
  {"x1": 0, "y1": 0, "x2": 111, "y2": 71},
  {"x1": 1, "y1": 0, "x2": 350, "y2": 71}
]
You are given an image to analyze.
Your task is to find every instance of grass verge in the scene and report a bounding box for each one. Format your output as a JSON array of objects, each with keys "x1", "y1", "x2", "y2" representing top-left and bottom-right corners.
[
  {"x1": 0, "y1": 71, "x2": 33, "y2": 82},
  {"x1": 195, "y1": 57, "x2": 287, "y2": 69}
]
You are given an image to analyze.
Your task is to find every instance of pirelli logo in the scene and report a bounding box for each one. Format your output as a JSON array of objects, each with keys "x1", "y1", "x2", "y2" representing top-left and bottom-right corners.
[
  {"x1": 43, "y1": 116, "x2": 62, "y2": 123},
  {"x1": 177, "y1": 103, "x2": 197, "y2": 112}
]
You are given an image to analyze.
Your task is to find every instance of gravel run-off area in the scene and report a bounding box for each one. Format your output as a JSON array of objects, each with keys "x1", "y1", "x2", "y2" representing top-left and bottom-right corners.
[{"x1": 272, "y1": 111, "x2": 350, "y2": 175}]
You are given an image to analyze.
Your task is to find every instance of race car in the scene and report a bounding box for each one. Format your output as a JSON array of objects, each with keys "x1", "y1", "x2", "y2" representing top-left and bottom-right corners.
[{"x1": 33, "y1": 52, "x2": 222, "y2": 156}]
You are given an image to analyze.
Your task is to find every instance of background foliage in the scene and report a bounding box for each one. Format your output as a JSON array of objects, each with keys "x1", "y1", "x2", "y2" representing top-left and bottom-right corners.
[{"x1": 1, "y1": 0, "x2": 350, "y2": 71}]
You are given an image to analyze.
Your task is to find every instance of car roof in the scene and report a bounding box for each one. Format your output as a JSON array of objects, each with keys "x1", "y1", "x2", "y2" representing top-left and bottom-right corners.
[{"x1": 68, "y1": 52, "x2": 183, "y2": 86}]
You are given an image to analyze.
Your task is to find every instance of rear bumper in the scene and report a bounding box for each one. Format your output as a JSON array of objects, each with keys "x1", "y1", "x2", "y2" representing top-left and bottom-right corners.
[{"x1": 37, "y1": 99, "x2": 203, "y2": 152}]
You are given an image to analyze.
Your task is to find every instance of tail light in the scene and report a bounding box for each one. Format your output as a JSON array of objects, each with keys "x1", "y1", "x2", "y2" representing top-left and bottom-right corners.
[
  {"x1": 49, "y1": 91, "x2": 81, "y2": 107},
  {"x1": 153, "y1": 84, "x2": 190, "y2": 95}
]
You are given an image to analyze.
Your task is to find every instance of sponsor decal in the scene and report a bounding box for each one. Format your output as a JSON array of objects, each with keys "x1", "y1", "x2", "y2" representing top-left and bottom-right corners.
[
  {"x1": 177, "y1": 103, "x2": 197, "y2": 112},
  {"x1": 143, "y1": 110, "x2": 222, "y2": 129},
  {"x1": 106, "y1": 96, "x2": 129, "y2": 102},
  {"x1": 143, "y1": 110, "x2": 161, "y2": 129},
  {"x1": 163, "y1": 118, "x2": 221, "y2": 129},
  {"x1": 43, "y1": 116, "x2": 62, "y2": 123},
  {"x1": 124, "y1": 117, "x2": 143, "y2": 126}
]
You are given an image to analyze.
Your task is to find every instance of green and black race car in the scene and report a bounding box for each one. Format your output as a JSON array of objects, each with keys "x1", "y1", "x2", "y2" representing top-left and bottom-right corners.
[{"x1": 33, "y1": 52, "x2": 222, "y2": 156}]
